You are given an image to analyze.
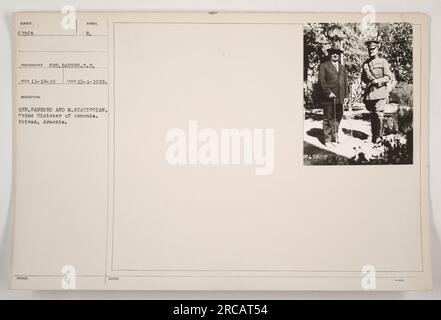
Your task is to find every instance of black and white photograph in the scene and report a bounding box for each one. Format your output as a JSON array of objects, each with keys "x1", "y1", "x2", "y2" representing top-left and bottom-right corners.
[{"x1": 303, "y1": 22, "x2": 414, "y2": 165}]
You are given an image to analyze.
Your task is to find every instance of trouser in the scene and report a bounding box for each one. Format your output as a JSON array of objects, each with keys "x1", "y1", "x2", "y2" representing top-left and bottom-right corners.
[
  {"x1": 364, "y1": 99, "x2": 386, "y2": 143},
  {"x1": 323, "y1": 103, "x2": 343, "y2": 143}
]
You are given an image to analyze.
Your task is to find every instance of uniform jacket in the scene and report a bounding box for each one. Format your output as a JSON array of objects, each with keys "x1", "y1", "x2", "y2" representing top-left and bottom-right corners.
[
  {"x1": 361, "y1": 57, "x2": 394, "y2": 101},
  {"x1": 318, "y1": 60, "x2": 349, "y2": 107}
]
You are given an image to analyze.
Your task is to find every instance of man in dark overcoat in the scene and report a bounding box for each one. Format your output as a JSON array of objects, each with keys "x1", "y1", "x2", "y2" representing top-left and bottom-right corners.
[{"x1": 318, "y1": 43, "x2": 349, "y2": 147}]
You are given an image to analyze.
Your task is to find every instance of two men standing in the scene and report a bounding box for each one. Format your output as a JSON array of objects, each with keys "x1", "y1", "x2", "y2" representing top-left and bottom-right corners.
[{"x1": 318, "y1": 39, "x2": 393, "y2": 146}]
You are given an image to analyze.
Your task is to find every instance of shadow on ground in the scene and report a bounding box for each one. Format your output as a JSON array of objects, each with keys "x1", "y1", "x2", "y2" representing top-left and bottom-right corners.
[
  {"x1": 305, "y1": 111, "x2": 323, "y2": 122},
  {"x1": 306, "y1": 127, "x2": 369, "y2": 144},
  {"x1": 342, "y1": 128, "x2": 369, "y2": 140},
  {"x1": 305, "y1": 128, "x2": 325, "y2": 145}
]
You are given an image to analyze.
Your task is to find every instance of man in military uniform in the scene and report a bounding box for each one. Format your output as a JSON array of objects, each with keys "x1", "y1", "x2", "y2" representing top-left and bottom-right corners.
[
  {"x1": 361, "y1": 39, "x2": 394, "y2": 144},
  {"x1": 318, "y1": 43, "x2": 348, "y2": 147}
]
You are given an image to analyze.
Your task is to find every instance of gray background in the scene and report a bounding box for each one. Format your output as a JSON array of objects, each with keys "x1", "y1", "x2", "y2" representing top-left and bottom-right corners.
[{"x1": 1, "y1": 0, "x2": 439, "y2": 299}]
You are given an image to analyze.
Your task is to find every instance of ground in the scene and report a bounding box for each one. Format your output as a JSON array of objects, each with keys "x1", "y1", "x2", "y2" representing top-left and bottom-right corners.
[{"x1": 303, "y1": 103, "x2": 411, "y2": 165}]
